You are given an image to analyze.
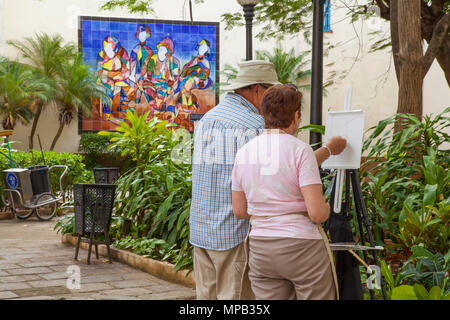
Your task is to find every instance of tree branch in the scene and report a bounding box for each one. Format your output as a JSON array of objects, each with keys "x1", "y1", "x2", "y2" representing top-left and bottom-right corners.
[
  {"x1": 423, "y1": 12, "x2": 450, "y2": 77},
  {"x1": 429, "y1": 0, "x2": 444, "y2": 17},
  {"x1": 375, "y1": 0, "x2": 391, "y2": 20}
]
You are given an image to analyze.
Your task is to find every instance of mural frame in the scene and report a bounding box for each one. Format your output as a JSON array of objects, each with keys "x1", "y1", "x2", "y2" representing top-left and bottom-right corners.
[{"x1": 77, "y1": 16, "x2": 220, "y2": 133}]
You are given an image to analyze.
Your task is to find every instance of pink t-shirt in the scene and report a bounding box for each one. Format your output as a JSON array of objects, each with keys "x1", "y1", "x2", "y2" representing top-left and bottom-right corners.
[{"x1": 232, "y1": 132, "x2": 322, "y2": 239}]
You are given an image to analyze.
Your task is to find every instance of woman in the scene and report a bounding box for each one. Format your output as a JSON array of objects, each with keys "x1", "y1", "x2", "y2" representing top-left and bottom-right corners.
[{"x1": 231, "y1": 84, "x2": 339, "y2": 300}]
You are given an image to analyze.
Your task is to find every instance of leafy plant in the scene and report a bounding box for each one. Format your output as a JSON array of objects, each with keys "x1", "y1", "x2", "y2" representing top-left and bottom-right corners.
[
  {"x1": 400, "y1": 245, "x2": 449, "y2": 291},
  {"x1": 99, "y1": 111, "x2": 194, "y2": 271},
  {"x1": 256, "y1": 45, "x2": 312, "y2": 90},
  {"x1": 360, "y1": 108, "x2": 449, "y2": 252},
  {"x1": 0, "y1": 57, "x2": 52, "y2": 130},
  {"x1": 391, "y1": 284, "x2": 450, "y2": 300},
  {"x1": 112, "y1": 236, "x2": 177, "y2": 262},
  {"x1": 54, "y1": 213, "x2": 75, "y2": 235},
  {"x1": 50, "y1": 53, "x2": 104, "y2": 150},
  {"x1": 380, "y1": 259, "x2": 411, "y2": 299},
  {"x1": 7, "y1": 33, "x2": 76, "y2": 150}
]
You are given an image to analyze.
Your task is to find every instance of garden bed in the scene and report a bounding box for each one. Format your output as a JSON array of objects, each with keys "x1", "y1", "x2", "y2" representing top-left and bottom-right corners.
[{"x1": 61, "y1": 233, "x2": 195, "y2": 288}]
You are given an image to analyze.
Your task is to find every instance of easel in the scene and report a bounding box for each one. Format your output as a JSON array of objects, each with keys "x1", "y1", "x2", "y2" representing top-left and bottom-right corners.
[
  {"x1": 326, "y1": 169, "x2": 388, "y2": 300},
  {"x1": 322, "y1": 86, "x2": 388, "y2": 300}
]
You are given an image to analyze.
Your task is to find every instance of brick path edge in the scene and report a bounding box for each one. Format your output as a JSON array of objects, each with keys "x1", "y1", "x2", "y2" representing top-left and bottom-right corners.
[{"x1": 61, "y1": 234, "x2": 195, "y2": 289}]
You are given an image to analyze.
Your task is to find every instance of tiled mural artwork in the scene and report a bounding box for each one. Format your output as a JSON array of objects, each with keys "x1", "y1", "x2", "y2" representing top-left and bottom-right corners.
[{"x1": 79, "y1": 17, "x2": 219, "y2": 132}]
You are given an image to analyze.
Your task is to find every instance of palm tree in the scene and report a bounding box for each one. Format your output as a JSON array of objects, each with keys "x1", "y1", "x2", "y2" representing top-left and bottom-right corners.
[
  {"x1": 8, "y1": 33, "x2": 76, "y2": 149},
  {"x1": 50, "y1": 54, "x2": 104, "y2": 151},
  {"x1": 219, "y1": 45, "x2": 312, "y2": 91},
  {"x1": 255, "y1": 45, "x2": 312, "y2": 90},
  {"x1": 0, "y1": 57, "x2": 52, "y2": 130}
]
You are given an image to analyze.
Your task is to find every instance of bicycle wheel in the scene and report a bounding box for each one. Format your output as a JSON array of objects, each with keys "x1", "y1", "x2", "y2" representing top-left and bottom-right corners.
[
  {"x1": 12, "y1": 206, "x2": 34, "y2": 220},
  {"x1": 4, "y1": 193, "x2": 34, "y2": 220},
  {"x1": 33, "y1": 193, "x2": 58, "y2": 221}
]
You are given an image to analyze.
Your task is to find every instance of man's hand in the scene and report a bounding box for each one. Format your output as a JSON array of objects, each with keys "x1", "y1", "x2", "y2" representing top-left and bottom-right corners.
[{"x1": 326, "y1": 136, "x2": 347, "y2": 155}]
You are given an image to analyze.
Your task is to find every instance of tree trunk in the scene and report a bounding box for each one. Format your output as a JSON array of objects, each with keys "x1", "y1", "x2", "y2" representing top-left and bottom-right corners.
[
  {"x1": 397, "y1": 0, "x2": 423, "y2": 119},
  {"x1": 390, "y1": 0, "x2": 401, "y2": 82},
  {"x1": 29, "y1": 102, "x2": 43, "y2": 151},
  {"x1": 50, "y1": 122, "x2": 64, "y2": 151}
]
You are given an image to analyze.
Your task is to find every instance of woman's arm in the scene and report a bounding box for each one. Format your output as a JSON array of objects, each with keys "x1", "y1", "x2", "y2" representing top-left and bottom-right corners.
[
  {"x1": 300, "y1": 184, "x2": 330, "y2": 224},
  {"x1": 314, "y1": 136, "x2": 347, "y2": 166},
  {"x1": 232, "y1": 190, "x2": 251, "y2": 219}
]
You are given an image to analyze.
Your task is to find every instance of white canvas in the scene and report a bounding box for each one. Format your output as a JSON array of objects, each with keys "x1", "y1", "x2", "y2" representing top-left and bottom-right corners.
[{"x1": 321, "y1": 110, "x2": 365, "y2": 169}]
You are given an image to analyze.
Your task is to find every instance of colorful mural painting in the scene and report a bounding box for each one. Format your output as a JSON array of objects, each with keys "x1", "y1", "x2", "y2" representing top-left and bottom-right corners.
[{"x1": 78, "y1": 17, "x2": 219, "y2": 132}]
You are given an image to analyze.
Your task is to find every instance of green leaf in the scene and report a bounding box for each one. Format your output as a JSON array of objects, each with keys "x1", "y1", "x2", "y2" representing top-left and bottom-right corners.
[
  {"x1": 428, "y1": 286, "x2": 442, "y2": 300},
  {"x1": 411, "y1": 245, "x2": 437, "y2": 262},
  {"x1": 413, "y1": 283, "x2": 429, "y2": 300},
  {"x1": 423, "y1": 184, "x2": 438, "y2": 207},
  {"x1": 391, "y1": 285, "x2": 418, "y2": 300}
]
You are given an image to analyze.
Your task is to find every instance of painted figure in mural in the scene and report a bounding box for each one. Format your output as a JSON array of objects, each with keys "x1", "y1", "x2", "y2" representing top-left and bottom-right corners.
[
  {"x1": 129, "y1": 24, "x2": 154, "y2": 104},
  {"x1": 181, "y1": 39, "x2": 213, "y2": 91},
  {"x1": 142, "y1": 37, "x2": 181, "y2": 121},
  {"x1": 97, "y1": 35, "x2": 135, "y2": 120},
  {"x1": 174, "y1": 77, "x2": 199, "y2": 132}
]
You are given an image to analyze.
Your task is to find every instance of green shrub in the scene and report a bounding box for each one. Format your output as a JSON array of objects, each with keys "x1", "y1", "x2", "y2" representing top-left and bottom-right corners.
[
  {"x1": 0, "y1": 146, "x2": 93, "y2": 209},
  {"x1": 361, "y1": 108, "x2": 449, "y2": 253},
  {"x1": 78, "y1": 132, "x2": 113, "y2": 168},
  {"x1": 78, "y1": 132, "x2": 132, "y2": 170},
  {"x1": 100, "y1": 110, "x2": 193, "y2": 271}
]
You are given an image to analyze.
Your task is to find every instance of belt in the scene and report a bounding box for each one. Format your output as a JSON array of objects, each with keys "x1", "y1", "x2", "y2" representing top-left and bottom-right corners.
[{"x1": 245, "y1": 212, "x2": 340, "y2": 300}]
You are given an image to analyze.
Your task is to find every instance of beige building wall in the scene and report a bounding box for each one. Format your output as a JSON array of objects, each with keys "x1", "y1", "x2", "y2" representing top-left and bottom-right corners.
[{"x1": 1, "y1": 0, "x2": 448, "y2": 152}]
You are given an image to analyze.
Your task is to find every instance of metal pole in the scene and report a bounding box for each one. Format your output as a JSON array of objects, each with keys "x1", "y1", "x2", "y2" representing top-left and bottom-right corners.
[
  {"x1": 310, "y1": 0, "x2": 325, "y2": 149},
  {"x1": 243, "y1": 4, "x2": 256, "y2": 61}
]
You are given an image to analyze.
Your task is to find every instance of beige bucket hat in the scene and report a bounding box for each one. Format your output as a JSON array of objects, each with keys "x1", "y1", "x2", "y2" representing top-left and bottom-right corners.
[{"x1": 222, "y1": 60, "x2": 281, "y2": 91}]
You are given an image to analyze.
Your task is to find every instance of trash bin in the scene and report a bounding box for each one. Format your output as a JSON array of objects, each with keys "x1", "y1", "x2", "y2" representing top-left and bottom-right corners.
[
  {"x1": 27, "y1": 165, "x2": 50, "y2": 195},
  {"x1": 93, "y1": 167, "x2": 120, "y2": 184},
  {"x1": 73, "y1": 183, "x2": 116, "y2": 264}
]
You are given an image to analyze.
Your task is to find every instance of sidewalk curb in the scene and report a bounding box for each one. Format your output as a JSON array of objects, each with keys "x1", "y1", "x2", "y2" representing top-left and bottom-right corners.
[{"x1": 61, "y1": 234, "x2": 195, "y2": 289}]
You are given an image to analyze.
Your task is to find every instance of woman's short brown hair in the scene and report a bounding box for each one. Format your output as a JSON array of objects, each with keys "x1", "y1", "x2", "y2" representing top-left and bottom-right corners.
[{"x1": 261, "y1": 84, "x2": 303, "y2": 129}]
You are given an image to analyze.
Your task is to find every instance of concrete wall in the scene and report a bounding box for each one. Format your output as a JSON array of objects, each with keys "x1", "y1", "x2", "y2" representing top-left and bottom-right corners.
[{"x1": 1, "y1": 0, "x2": 448, "y2": 152}]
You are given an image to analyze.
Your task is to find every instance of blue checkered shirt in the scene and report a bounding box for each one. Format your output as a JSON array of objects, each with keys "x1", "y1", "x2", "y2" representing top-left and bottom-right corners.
[{"x1": 189, "y1": 93, "x2": 265, "y2": 250}]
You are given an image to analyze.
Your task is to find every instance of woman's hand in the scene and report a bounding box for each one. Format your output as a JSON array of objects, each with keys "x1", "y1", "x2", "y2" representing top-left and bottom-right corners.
[
  {"x1": 232, "y1": 190, "x2": 251, "y2": 219},
  {"x1": 300, "y1": 184, "x2": 330, "y2": 224},
  {"x1": 314, "y1": 136, "x2": 347, "y2": 166}
]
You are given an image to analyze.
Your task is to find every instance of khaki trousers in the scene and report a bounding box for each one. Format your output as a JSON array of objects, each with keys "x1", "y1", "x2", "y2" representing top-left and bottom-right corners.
[
  {"x1": 248, "y1": 236, "x2": 337, "y2": 300},
  {"x1": 193, "y1": 242, "x2": 254, "y2": 300}
]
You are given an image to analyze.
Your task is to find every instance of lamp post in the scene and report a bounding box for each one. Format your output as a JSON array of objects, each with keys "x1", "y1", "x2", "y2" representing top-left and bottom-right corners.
[
  {"x1": 237, "y1": 0, "x2": 260, "y2": 61},
  {"x1": 310, "y1": 0, "x2": 325, "y2": 148}
]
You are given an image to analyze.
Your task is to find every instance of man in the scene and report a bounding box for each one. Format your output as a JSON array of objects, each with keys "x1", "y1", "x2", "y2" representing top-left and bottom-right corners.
[{"x1": 190, "y1": 60, "x2": 346, "y2": 300}]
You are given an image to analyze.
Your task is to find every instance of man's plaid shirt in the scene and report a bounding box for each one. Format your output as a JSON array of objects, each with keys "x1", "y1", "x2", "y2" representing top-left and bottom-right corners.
[{"x1": 189, "y1": 93, "x2": 264, "y2": 250}]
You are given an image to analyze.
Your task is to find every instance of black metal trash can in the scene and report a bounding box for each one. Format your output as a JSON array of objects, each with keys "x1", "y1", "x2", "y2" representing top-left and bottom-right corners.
[
  {"x1": 27, "y1": 165, "x2": 50, "y2": 195},
  {"x1": 73, "y1": 183, "x2": 116, "y2": 264},
  {"x1": 93, "y1": 167, "x2": 120, "y2": 184}
]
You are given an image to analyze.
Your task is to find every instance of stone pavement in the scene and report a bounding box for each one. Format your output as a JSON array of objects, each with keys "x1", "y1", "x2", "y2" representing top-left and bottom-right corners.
[{"x1": 0, "y1": 218, "x2": 196, "y2": 300}]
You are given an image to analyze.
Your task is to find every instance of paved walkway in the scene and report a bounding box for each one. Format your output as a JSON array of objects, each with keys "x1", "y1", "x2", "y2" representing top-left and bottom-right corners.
[{"x1": 0, "y1": 218, "x2": 196, "y2": 300}]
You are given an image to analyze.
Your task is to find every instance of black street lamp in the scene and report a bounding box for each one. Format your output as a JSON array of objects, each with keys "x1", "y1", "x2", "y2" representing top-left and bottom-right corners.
[
  {"x1": 237, "y1": 0, "x2": 260, "y2": 61},
  {"x1": 310, "y1": 0, "x2": 325, "y2": 149}
]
